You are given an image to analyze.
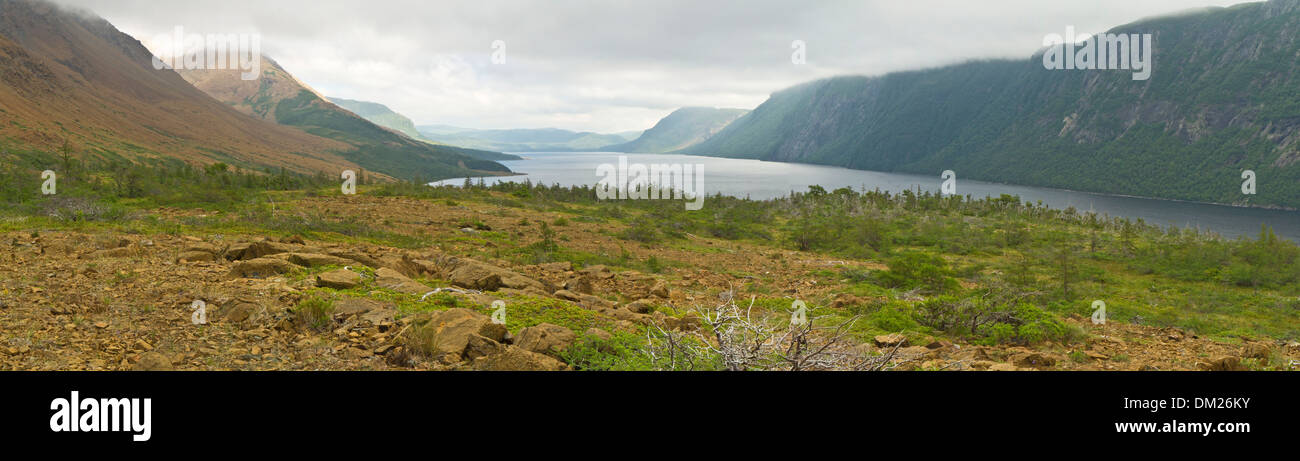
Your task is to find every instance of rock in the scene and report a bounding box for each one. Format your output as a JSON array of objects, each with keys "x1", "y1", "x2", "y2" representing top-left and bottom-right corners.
[
  {"x1": 176, "y1": 250, "x2": 216, "y2": 263},
  {"x1": 226, "y1": 257, "x2": 295, "y2": 279},
  {"x1": 989, "y1": 363, "x2": 1021, "y2": 371},
  {"x1": 1287, "y1": 341, "x2": 1300, "y2": 353},
  {"x1": 1202, "y1": 357, "x2": 1247, "y2": 371},
  {"x1": 464, "y1": 334, "x2": 505, "y2": 361},
  {"x1": 288, "y1": 253, "x2": 354, "y2": 268},
  {"x1": 133, "y1": 352, "x2": 173, "y2": 371},
  {"x1": 563, "y1": 277, "x2": 594, "y2": 295},
  {"x1": 1012, "y1": 352, "x2": 1057, "y2": 369},
  {"x1": 331, "y1": 298, "x2": 389, "y2": 319},
  {"x1": 538, "y1": 261, "x2": 573, "y2": 273},
  {"x1": 221, "y1": 301, "x2": 265, "y2": 325},
  {"x1": 1084, "y1": 351, "x2": 1110, "y2": 361},
  {"x1": 554, "y1": 289, "x2": 582, "y2": 302},
  {"x1": 584, "y1": 328, "x2": 613, "y2": 341},
  {"x1": 580, "y1": 265, "x2": 615, "y2": 280},
  {"x1": 408, "y1": 308, "x2": 494, "y2": 362},
  {"x1": 325, "y1": 249, "x2": 383, "y2": 268},
  {"x1": 447, "y1": 259, "x2": 547, "y2": 293},
  {"x1": 1242, "y1": 343, "x2": 1271, "y2": 359},
  {"x1": 625, "y1": 298, "x2": 655, "y2": 314},
  {"x1": 873, "y1": 334, "x2": 907, "y2": 348},
  {"x1": 374, "y1": 268, "x2": 430, "y2": 295},
  {"x1": 360, "y1": 308, "x2": 396, "y2": 326},
  {"x1": 478, "y1": 321, "x2": 509, "y2": 343},
  {"x1": 471, "y1": 346, "x2": 568, "y2": 371},
  {"x1": 316, "y1": 269, "x2": 361, "y2": 289},
  {"x1": 514, "y1": 323, "x2": 576, "y2": 358},
  {"x1": 925, "y1": 339, "x2": 953, "y2": 350},
  {"x1": 227, "y1": 240, "x2": 292, "y2": 261},
  {"x1": 649, "y1": 281, "x2": 670, "y2": 298}
]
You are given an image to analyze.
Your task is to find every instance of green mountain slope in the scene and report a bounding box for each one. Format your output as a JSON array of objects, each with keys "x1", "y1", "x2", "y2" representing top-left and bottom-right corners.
[
  {"x1": 177, "y1": 57, "x2": 511, "y2": 181},
  {"x1": 605, "y1": 107, "x2": 749, "y2": 153},
  {"x1": 328, "y1": 97, "x2": 422, "y2": 139},
  {"x1": 689, "y1": 0, "x2": 1300, "y2": 209}
]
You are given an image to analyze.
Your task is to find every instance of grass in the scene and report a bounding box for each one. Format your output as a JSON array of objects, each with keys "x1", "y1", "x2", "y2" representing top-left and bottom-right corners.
[{"x1": 5, "y1": 156, "x2": 1300, "y2": 368}]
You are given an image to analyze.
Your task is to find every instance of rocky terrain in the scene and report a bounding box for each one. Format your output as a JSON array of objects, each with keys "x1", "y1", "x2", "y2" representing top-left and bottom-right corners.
[{"x1": 2, "y1": 193, "x2": 1295, "y2": 371}]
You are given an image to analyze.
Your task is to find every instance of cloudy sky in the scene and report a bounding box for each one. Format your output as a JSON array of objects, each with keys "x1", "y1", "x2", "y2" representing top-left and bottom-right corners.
[{"x1": 58, "y1": 0, "x2": 1243, "y2": 133}]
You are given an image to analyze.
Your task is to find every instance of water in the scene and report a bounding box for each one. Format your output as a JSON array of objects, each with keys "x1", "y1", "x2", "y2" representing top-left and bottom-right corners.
[{"x1": 434, "y1": 151, "x2": 1300, "y2": 242}]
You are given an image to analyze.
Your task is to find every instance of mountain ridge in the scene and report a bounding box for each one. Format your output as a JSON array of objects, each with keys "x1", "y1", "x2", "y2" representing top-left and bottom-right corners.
[
  {"x1": 686, "y1": 0, "x2": 1300, "y2": 209},
  {"x1": 606, "y1": 107, "x2": 749, "y2": 153}
]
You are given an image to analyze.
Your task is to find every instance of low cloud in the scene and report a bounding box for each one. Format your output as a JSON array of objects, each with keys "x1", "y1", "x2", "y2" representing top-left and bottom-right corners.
[{"x1": 58, "y1": 0, "x2": 1241, "y2": 133}]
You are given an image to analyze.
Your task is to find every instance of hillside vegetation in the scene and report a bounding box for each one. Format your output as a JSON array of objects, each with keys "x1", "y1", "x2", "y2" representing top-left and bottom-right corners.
[
  {"x1": 2, "y1": 151, "x2": 1297, "y2": 371},
  {"x1": 689, "y1": 0, "x2": 1300, "y2": 209}
]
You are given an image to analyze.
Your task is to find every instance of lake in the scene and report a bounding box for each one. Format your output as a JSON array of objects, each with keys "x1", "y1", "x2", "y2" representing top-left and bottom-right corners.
[{"x1": 433, "y1": 151, "x2": 1300, "y2": 242}]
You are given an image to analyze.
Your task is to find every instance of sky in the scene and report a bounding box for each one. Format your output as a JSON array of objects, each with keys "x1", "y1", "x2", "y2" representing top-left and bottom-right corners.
[{"x1": 56, "y1": 0, "x2": 1247, "y2": 133}]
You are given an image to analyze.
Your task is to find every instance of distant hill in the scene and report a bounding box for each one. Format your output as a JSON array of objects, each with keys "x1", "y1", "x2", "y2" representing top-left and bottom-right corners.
[
  {"x1": 177, "y1": 56, "x2": 512, "y2": 180},
  {"x1": 604, "y1": 107, "x2": 749, "y2": 153},
  {"x1": 328, "y1": 97, "x2": 422, "y2": 139},
  {"x1": 0, "y1": 0, "x2": 359, "y2": 175},
  {"x1": 688, "y1": 0, "x2": 1300, "y2": 209},
  {"x1": 329, "y1": 98, "x2": 520, "y2": 161},
  {"x1": 417, "y1": 126, "x2": 640, "y2": 152}
]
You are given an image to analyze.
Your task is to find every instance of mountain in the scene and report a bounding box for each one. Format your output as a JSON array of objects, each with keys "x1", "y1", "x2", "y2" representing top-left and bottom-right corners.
[
  {"x1": 417, "y1": 126, "x2": 639, "y2": 152},
  {"x1": 328, "y1": 97, "x2": 421, "y2": 139},
  {"x1": 326, "y1": 99, "x2": 520, "y2": 161},
  {"x1": 176, "y1": 55, "x2": 512, "y2": 180},
  {"x1": 0, "y1": 0, "x2": 359, "y2": 175},
  {"x1": 606, "y1": 107, "x2": 749, "y2": 153},
  {"x1": 688, "y1": 0, "x2": 1300, "y2": 209}
]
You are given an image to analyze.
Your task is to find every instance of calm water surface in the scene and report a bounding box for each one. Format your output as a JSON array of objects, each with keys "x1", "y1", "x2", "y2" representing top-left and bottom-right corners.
[{"x1": 433, "y1": 152, "x2": 1300, "y2": 241}]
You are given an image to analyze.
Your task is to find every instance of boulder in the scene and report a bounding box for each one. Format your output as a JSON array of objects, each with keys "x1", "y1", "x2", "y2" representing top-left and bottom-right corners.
[
  {"x1": 925, "y1": 339, "x2": 953, "y2": 350},
  {"x1": 538, "y1": 261, "x2": 573, "y2": 273},
  {"x1": 220, "y1": 300, "x2": 265, "y2": 326},
  {"x1": 1202, "y1": 357, "x2": 1247, "y2": 371},
  {"x1": 374, "y1": 268, "x2": 431, "y2": 295},
  {"x1": 447, "y1": 261, "x2": 505, "y2": 291},
  {"x1": 133, "y1": 352, "x2": 174, "y2": 371},
  {"x1": 316, "y1": 269, "x2": 362, "y2": 289},
  {"x1": 563, "y1": 277, "x2": 594, "y2": 295},
  {"x1": 873, "y1": 334, "x2": 907, "y2": 348},
  {"x1": 331, "y1": 298, "x2": 389, "y2": 319},
  {"x1": 1011, "y1": 352, "x2": 1057, "y2": 369},
  {"x1": 324, "y1": 249, "x2": 383, "y2": 268},
  {"x1": 649, "y1": 281, "x2": 671, "y2": 299},
  {"x1": 625, "y1": 299, "x2": 655, "y2": 314},
  {"x1": 554, "y1": 289, "x2": 582, "y2": 302},
  {"x1": 288, "y1": 253, "x2": 354, "y2": 268},
  {"x1": 580, "y1": 265, "x2": 615, "y2": 280},
  {"x1": 410, "y1": 308, "x2": 495, "y2": 362},
  {"x1": 1242, "y1": 343, "x2": 1271, "y2": 359},
  {"x1": 471, "y1": 346, "x2": 569, "y2": 371},
  {"x1": 514, "y1": 323, "x2": 576, "y2": 357},
  {"x1": 226, "y1": 257, "x2": 295, "y2": 279},
  {"x1": 464, "y1": 334, "x2": 505, "y2": 361},
  {"x1": 584, "y1": 328, "x2": 613, "y2": 341},
  {"x1": 226, "y1": 240, "x2": 293, "y2": 261}
]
